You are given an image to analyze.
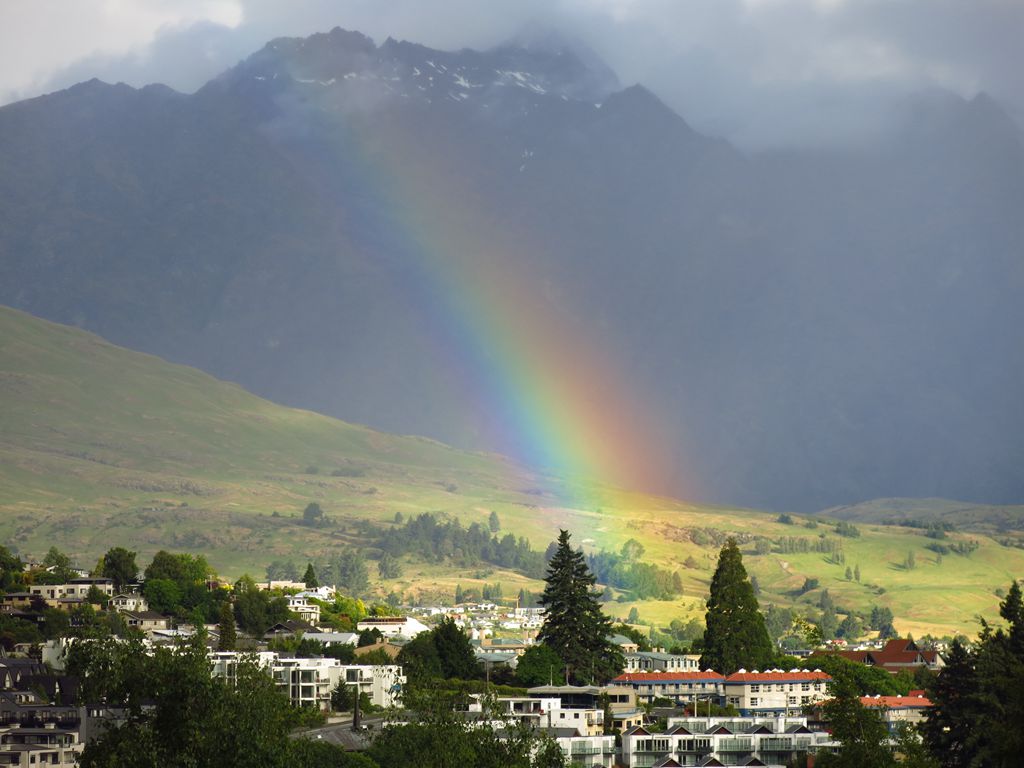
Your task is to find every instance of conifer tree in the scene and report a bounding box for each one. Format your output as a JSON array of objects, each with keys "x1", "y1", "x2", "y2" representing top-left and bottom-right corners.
[
  {"x1": 701, "y1": 538, "x2": 775, "y2": 673},
  {"x1": 538, "y1": 530, "x2": 622, "y2": 683},
  {"x1": 217, "y1": 601, "x2": 236, "y2": 651},
  {"x1": 302, "y1": 563, "x2": 318, "y2": 588}
]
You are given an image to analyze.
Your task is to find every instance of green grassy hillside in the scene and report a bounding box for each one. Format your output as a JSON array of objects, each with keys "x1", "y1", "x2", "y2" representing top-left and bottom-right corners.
[{"x1": 2, "y1": 305, "x2": 1022, "y2": 637}]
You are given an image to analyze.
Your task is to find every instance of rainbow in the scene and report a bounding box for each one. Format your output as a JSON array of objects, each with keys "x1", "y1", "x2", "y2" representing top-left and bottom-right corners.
[{"x1": 295, "y1": 95, "x2": 690, "y2": 508}]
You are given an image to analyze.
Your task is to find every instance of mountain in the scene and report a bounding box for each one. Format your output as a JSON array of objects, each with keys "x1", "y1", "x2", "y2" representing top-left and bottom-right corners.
[
  {"x1": 824, "y1": 498, "x2": 1024, "y2": 535},
  {"x1": 3, "y1": 305, "x2": 1024, "y2": 636},
  {"x1": 1, "y1": 28, "x2": 1022, "y2": 512}
]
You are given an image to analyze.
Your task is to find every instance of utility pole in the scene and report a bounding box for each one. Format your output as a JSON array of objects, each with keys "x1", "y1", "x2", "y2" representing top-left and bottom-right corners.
[{"x1": 351, "y1": 682, "x2": 361, "y2": 731}]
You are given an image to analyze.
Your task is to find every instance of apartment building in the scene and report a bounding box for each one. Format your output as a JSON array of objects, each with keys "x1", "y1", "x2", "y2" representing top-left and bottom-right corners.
[
  {"x1": 723, "y1": 670, "x2": 831, "y2": 716},
  {"x1": 611, "y1": 671, "x2": 726, "y2": 706}
]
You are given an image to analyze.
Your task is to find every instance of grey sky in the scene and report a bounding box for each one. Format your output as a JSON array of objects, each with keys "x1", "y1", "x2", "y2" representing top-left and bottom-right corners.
[{"x1": 1, "y1": 0, "x2": 1020, "y2": 149}]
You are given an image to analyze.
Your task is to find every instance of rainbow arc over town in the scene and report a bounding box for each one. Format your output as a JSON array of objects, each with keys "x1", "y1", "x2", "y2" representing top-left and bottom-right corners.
[{"x1": 292, "y1": 97, "x2": 690, "y2": 511}]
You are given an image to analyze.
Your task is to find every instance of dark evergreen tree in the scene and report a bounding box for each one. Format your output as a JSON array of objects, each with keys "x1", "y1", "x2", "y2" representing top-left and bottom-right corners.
[
  {"x1": 921, "y1": 638, "x2": 978, "y2": 767},
  {"x1": 537, "y1": 530, "x2": 622, "y2": 684},
  {"x1": 489, "y1": 510, "x2": 501, "y2": 533},
  {"x1": 433, "y1": 617, "x2": 480, "y2": 679},
  {"x1": 701, "y1": 538, "x2": 775, "y2": 674},
  {"x1": 378, "y1": 553, "x2": 403, "y2": 580},
  {"x1": 816, "y1": 667, "x2": 895, "y2": 768},
  {"x1": 303, "y1": 563, "x2": 318, "y2": 588},
  {"x1": 217, "y1": 601, "x2": 237, "y2": 651}
]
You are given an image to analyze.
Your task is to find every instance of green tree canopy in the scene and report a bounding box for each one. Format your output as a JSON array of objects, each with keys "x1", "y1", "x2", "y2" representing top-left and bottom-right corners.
[
  {"x1": 700, "y1": 538, "x2": 775, "y2": 674},
  {"x1": 302, "y1": 563, "x2": 319, "y2": 588},
  {"x1": 538, "y1": 530, "x2": 622, "y2": 684},
  {"x1": 217, "y1": 601, "x2": 237, "y2": 651},
  {"x1": 100, "y1": 547, "x2": 138, "y2": 591},
  {"x1": 515, "y1": 644, "x2": 566, "y2": 687}
]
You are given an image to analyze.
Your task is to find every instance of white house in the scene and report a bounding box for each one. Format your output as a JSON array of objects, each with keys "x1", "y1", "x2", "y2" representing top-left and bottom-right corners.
[
  {"x1": 28, "y1": 578, "x2": 114, "y2": 601},
  {"x1": 110, "y1": 592, "x2": 148, "y2": 613},
  {"x1": 356, "y1": 615, "x2": 429, "y2": 638},
  {"x1": 622, "y1": 716, "x2": 835, "y2": 768},
  {"x1": 623, "y1": 652, "x2": 701, "y2": 674},
  {"x1": 209, "y1": 652, "x2": 404, "y2": 710},
  {"x1": 286, "y1": 595, "x2": 321, "y2": 625}
]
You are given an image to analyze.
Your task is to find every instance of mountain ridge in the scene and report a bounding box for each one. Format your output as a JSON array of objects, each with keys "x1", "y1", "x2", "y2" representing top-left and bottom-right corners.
[{"x1": 1, "y1": 27, "x2": 1022, "y2": 511}]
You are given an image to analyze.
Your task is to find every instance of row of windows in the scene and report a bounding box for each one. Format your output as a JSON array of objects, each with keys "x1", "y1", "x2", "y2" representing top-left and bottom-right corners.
[{"x1": 747, "y1": 683, "x2": 821, "y2": 693}]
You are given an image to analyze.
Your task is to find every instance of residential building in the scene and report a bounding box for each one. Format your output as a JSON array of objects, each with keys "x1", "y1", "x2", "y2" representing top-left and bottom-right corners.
[
  {"x1": 209, "y1": 652, "x2": 404, "y2": 710},
  {"x1": 859, "y1": 693, "x2": 933, "y2": 731},
  {"x1": 27, "y1": 579, "x2": 114, "y2": 602},
  {"x1": 723, "y1": 670, "x2": 831, "y2": 716},
  {"x1": 624, "y1": 652, "x2": 701, "y2": 674},
  {"x1": 285, "y1": 595, "x2": 321, "y2": 625},
  {"x1": 356, "y1": 616, "x2": 429, "y2": 638},
  {"x1": 612, "y1": 672, "x2": 726, "y2": 706},
  {"x1": 0, "y1": 725, "x2": 83, "y2": 767},
  {"x1": 121, "y1": 611, "x2": 171, "y2": 633},
  {"x1": 604, "y1": 684, "x2": 645, "y2": 732},
  {"x1": 302, "y1": 631, "x2": 358, "y2": 647},
  {"x1": 549, "y1": 728, "x2": 616, "y2": 767},
  {"x1": 109, "y1": 593, "x2": 148, "y2": 613},
  {"x1": 824, "y1": 638, "x2": 945, "y2": 674},
  {"x1": 622, "y1": 716, "x2": 834, "y2": 768}
]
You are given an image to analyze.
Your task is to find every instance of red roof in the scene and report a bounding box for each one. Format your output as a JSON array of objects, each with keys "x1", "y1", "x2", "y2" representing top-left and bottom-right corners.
[
  {"x1": 613, "y1": 671, "x2": 725, "y2": 683},
  {"x1": 725, "y1": 671, "x2": 832, "y2": 683},
  {"x1": 860, "y1": 695, "x2": 933, "y2": 709}
]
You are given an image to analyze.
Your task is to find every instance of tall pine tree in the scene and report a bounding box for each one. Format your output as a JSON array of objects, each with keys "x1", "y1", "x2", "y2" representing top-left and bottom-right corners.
[
  {"x1": 701, "y1": 538, "x2": 775, "y2": 673},
  {"x1": 538, "y1": 530, "x2": 622, "y2": 684}
]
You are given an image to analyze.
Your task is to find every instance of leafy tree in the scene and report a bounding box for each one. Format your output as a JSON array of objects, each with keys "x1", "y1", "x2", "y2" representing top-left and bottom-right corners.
[
  {"x1": 538, "y1": 530, "x2": 622, "y2": 684},
  {"x1": 232, "y1": 575, "x2": 290, "y2": 636},
  {"x1": 515, "y1": 644, "x2": 566, "y2": 686},
  {"x1": 334, "y1": 550, "x2": 369, "y2": 595},
  {"x1": 393, "y1": 511, "x2": 404, "y2": 525},
  {"x1": 378, "y1": 552, "x2": 403, "y2": 580},
  {"x1": 810, "y1": 654, "x2": 907, "y2": 696},
  {"x1": 42, "y1": 546, "x2": 76, "y2": 582},
  {"x1": 100, "y1": 547, "x2": 138, "y2": 591},
  {"x1": 627, "y1": 607, "x2": 640, "y2": 624},
  {"x1": 217, "y1": 601, "x2": 237, "y2": 651},
  {"x1": 144, "y1": 578, "x2": 182, "y2": 615},
  {"x1": 488, "y1": 510, "x2": 501, "y2": 533},
  {"x1": 302, "y1": 502, "x2": 325, "y2": 527},
  {"x1": 398, "y1": 632, "x2": 444, "y2": 684},
  {"x1": 86, "y1": 584, "x2": 110, "y2": 606},
  {"x1": 303, "y1": 563, "x2": 319, "y2": 588},
  {"x1": 620, "y1": 538, "x2": 646, "y2": 561},
  {"x1": 701, "y1": 538, "x2": 775, "y2": 674},
  {"x1": 845, "y1": 566, "x2": 854, "y2": 581},
  {"x1": 72, "y1": 631, "x2": 326, "y2": 768},
  {"x1": 815, "y1": 665, "x2": 895, "y2": 768},
  {"x1": 357, "y1": 628, "x2": 384, "y2": 647},
  {"x1": 0, "y1": 546, "x2": 24, "y2": 591}
]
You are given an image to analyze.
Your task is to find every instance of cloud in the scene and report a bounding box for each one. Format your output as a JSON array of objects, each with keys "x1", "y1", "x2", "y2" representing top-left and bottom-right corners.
[{"x1": 2, "y1": 0, "x2": 1020, "y2": 148}]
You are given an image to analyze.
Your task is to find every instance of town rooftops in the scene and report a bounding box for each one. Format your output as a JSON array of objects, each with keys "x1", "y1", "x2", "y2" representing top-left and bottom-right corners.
[
  {"x1": 823, "y1": 638, "x2": 942, "y2": 671},
  {"x1": 725, "y1": 669, "x2": 831, "y2": 684},
  {"x1": 859, "y1": 694, "x2": 933, "y2": 709},
  {"x1": 614, "y1": 671, "x2": 725, "y2": 683}
]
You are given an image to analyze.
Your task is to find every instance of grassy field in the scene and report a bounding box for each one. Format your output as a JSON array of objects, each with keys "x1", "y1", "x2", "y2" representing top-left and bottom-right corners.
[{"x1": 2, "y1": 305, "x2": 1022, "y2": 637}]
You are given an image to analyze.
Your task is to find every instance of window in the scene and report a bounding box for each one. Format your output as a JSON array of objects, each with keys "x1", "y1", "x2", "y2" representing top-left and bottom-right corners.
[
  {"x1": 750, "y1": 684, "x2": 760, "y2": 693},
  {"x1": 801, "y1": 683, "x2": 810, "y2": 691},
  {"x1": 801, "y1": 696, "x2": 810, "y2": 704},
  {"x1": 789, "y1": 696, "x2": 797, "y2": 705},
  {"x1": 750, "y1": 697, "x2": 759, "y2": 705}
]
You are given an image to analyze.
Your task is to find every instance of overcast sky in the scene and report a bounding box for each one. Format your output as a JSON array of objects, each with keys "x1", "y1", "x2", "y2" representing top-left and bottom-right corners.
[{"x1": 1, "y1": 0, "x2": 1020, "y2": 149}]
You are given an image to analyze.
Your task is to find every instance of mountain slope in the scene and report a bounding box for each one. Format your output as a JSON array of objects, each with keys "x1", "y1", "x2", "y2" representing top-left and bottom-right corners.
[
  {"x1": 3, "y1": 306, "x2": 1024, "y2": 636},
  {"x1": 1, "y1": 29, "x2": 1022, "y2": 511}
]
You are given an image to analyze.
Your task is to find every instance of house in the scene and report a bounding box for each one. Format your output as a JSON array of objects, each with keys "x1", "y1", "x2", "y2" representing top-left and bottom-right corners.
[
  {"x1": 603, "y1": 684, "x2": 645, "y2": 732},
  {"x1": 547, "y1": 728, "x2": 616, "y2": 767},
  {"x1": 609, "y1": 633, "x2": 640, "y2": 654},
  {"x1": 264, "y1": 619, "x2": 317, "y2": 640},
  {"x1": 109, "y1": 593, "x2": 148, "y2": 613},
  {"x1": 209, "y1": 652, "x2": 405, "y2": 710},
  {"x1": 624, "y1": 652, "x2": 702, "y2": 674},
  {"x1": 824, "y1": 638, "x2": 944, "y2": 674},
  {"x1": 612, "y1": 671, "x2": 726, "y2": 706},
  {"x1": 859, "y1": 693, "x2": 933, "y2": 731},
  {"x1": 122, "y1": 611, "x2": 172, "y2": 633},
  {"x1": 285, "y1": 595, "x2": 321, "y2": 625},
  {"x1": 354, "y1": 640, "x2": 403, "y2": 660},
  {"x1": 622, "y1": 716, "x2": 834, "y2": 768},
  {"x1": 0, "y1": 725, "x2": 83, "y2": 767},
  {"x1": 356, "y1": 616, "x2": 429, "y2": 639},
  {"x1": 723, "y1": 670, "x2": 831, "y2": 715},
  {"x1": 27, "y1": 578, "x2": 114, "y2": 602},
  {"x1": 302, "y1": 631, "x2": 358, "y2": 647}
]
